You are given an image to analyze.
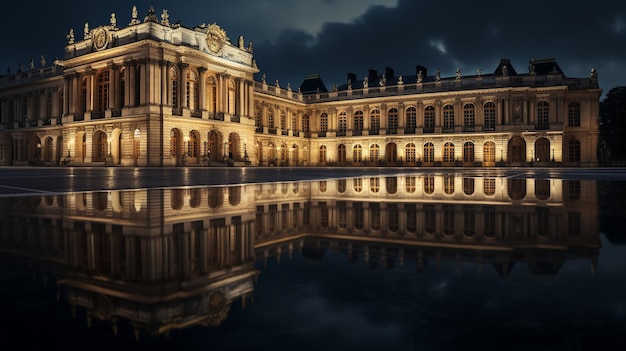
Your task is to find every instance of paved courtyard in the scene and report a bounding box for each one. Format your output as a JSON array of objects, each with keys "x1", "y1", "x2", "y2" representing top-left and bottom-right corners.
[{"x1": 0, "y1": 166, "x2": 625, "y2": 196}]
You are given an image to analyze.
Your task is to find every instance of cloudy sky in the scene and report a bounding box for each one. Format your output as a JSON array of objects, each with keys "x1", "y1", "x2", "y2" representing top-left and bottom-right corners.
[{"x1": 2, "y1": 1, "x2": 624, "y2": 98}]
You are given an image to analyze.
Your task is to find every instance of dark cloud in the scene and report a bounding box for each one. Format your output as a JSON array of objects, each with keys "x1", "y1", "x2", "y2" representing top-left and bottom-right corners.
[{"x1": 1, "y1": 1, "x2": 624, "y2": 96}]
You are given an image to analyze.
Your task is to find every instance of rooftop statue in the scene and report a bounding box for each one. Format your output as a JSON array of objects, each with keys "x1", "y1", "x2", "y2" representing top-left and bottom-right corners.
[
  {"x1": 435, "y1": 68, "x2": 441, "y2": 81},
  {"x1": 110, "y1": 13, "x2": 117, "y2": 27},
  {"x1": 130, "y1": 5, "x2": 140, "y2": 25},
  {"x1": 456, "y1": 68, "x2": 461, "y2": 79},
  {"x1": 417, "y1": 70, "x2": 423, "y2": 83},
  {"x1": 84, "y1": 22, "x2": 90, "y2": 40},
  {"x1": 161, "y1": 9, "x2": 170, "y2": 26}
]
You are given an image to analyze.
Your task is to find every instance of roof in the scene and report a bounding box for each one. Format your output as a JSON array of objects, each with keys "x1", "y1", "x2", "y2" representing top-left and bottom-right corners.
[{"x1": 299, "y1": 74, "x2": 328, "y2": 94}]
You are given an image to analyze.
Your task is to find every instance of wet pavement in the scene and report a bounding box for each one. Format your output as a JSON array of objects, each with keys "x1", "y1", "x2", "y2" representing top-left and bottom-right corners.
[{"x1": 1, "y1": 166, "x2": 625, "y2": 196}]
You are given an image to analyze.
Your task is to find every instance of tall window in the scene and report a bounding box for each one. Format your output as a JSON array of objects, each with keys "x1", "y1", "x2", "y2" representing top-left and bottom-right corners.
[
  {"x1": 463, "y1": 142, "x2": 474, "y2": 163},
  {"x1": 254, "y1": 105, "x2": 261, "y2": 127},
  {"x1": 443, "y1": 205, "x2": 455, "y2": 235},
  {"x1": 405, "y1": 143, "x2": 416, "y2": 163},
  {"x1": 405, "y1": 176, "x2": 416, "y2": 193},
  {"x1": 569, "y1": 139, "x2": 581, "y2": 162},
  {"x1": 424, "y1": 176, "x2": 435, "y2": 194},
  {"x1": 423, "y1": 142, "x2": 434, "y2": 164},
  {"x1": 186, "y1": 70, "x2": 199, "y2": 110},
  {"x1": 292, "y1": 114, "x2": 298, "y2": 133},
  {"x1": 463, "y1": 103, "x2": 475, "y2": 132},
  {"x1": 483, "y1": 141, "x2": 496, "y2": 165},
  {"x1": 484, "y1": 102, "x2": 496, "y2": 131},
  {"x1": 96, "y1": 70, "x2": 110, "y2": 112},
  {"x1": 443, "y1": 142, "x2": 455, "y2": 164},
  {"x1": 537, "y1": 101, "x2": 549, "y2": 130},
  {"x1": 424, "y1": 106, "x2": 435, "y2": 133},
  {"x1": 268, "y1": 108, "x2": 274, "y2": 128},
  {"x1": 206, "y1": 76, "x2": 217, "y2": 113},
  {"x1": 303, "y1": 114, "x2": 310, "y2": 134},
  {"x1": 568, "y1": 102, "x2": 581, "y2": 127},
  {"x1": 387, "y1": 108, "x2": 398, "y2": 134},
  {"x1": 338, "y1": 112, "x2": 347, "y2": 136},
  {"x1": 320, "y1": 113, "x2": 328, "y2": 134},
  {"x1": 444, "y1": 175, "x2": 455, "y2": 195},
  {"x1": 354, "y1": 111, "x2": 364, "y2": 134},
  {"x1": 369, "y1": 144, "x2": 380, "y2": 162},
  {"x1": 370, "y1": 177, "x2": 380, "y2": 193},
  {"x1": 483, "y1": 178, "x2": 496, "y2": 196},
  {"x1": 370, "y1": 109, "x2": 380, "y2": 135},
  {"x1": 319, "y1": 145, "x2": 327, "y2": 163},
  {"x1": 443, "y1": 104, "x2": 454, "y2": 132},
  {"x1": 171, "y1": 68, "x2": 178, "y2": 108},
  {"x1": 406, "y1": 107, "x2": 417, "y2": 133},
  {"x1": 338, "y1": 144, "x2": 347, "y2": 162},
  {"x1": 280, "y1": 111, "x2": 287, "y2": 130},
  {"x1": 353, "y1": 145, "x2": 363, "y2": 162},
  {"x1": 353, "y1": 178, "x2": 363, "y2": 193}
]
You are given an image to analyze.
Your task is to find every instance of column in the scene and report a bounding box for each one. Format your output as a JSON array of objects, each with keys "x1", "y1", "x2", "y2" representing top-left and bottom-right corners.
[{"x1": 198, "y1": 67, "x2": 207, "y2": 111}]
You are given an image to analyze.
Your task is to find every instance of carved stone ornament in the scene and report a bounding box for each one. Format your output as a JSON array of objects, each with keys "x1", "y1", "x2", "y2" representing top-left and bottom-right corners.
[
  {"x1": 206, "y1": 23, "x2": 227, "y2": 54},
  {"x1": 92, "y1": 27, "x2": 109, "y2": 51}
]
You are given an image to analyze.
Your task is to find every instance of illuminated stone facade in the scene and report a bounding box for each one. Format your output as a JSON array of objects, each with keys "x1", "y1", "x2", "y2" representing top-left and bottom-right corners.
[{"x1": 0, "y1": 6, "x2": 602, "y2": 167}]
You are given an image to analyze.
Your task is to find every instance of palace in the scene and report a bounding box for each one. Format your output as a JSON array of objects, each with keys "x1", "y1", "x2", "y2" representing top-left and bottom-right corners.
[{"x1": 0, "y1": 6, "x2": 602, "y2": 167}]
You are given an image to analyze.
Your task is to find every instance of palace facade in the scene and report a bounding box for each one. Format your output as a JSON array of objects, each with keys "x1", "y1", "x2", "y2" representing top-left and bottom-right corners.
[{"x1": 0, "y1": 6, "x2": 602, "y2": 167}]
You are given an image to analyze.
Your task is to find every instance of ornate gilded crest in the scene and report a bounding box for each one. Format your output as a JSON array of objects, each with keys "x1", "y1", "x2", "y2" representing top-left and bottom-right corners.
[
  {"x1": 92, "y1": 27, "x2": 109, "y2": 51},
  {"x1": 206, "y1": 23, "x2": 227, "y2": 54}
]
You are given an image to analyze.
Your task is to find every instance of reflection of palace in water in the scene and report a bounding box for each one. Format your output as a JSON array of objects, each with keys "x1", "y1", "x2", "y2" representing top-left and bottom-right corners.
[{"x1": 0, "y1": 175, "x2": 600, "y2": 337}]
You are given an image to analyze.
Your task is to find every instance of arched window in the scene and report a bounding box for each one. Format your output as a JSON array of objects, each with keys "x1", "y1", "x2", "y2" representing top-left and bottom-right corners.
[
  {"x1": 227, "y1": 80, "x2": 235, "y2": 114},
  {"x1": 92, "y1": 130, "x2": 107, "y2": 162},
  {"x1": 354, "y1": 111, "x2": 364, "y2": 135},
  {"x1": 483, "y1": 177, "x2": 496, "y2": 196},
  {"x1": 280, "y1": 110, "x2": 287, "y2": 130},
  {"x1": 463, "y1": 178, "x2": 475, "y2": 195},
  {"x1": 405, "y1": 143, "x2": 416, "y2": 163},
  {"x1": 267, "y1": 108, "x2": 274, "y2": 128},
  {"x1": 353, "y1": 178, "x2": 363, "y2": 193},
  {"x1": 443, "y1": 104, "x2": 454, "y2": 132},
  {"x1": 443, "y1": 205, "x2": 455, "y2": 235},
  {"x1": 406, "y1": 107, "x2": 417, "y2": 133},
  {"x1": 537, "y1": 101, "x2": 550, "y2": 130},
  {"x1": 568, "y1": 102, "x2": 581, "y2": 127},
  {"x1": 484, "y1": 102, "x2": 496, "y2": 131},
  {"x1": 443, "y1": 142, "x2": 455, "y2": 165},
  {"x1": 386, "y1": 177, "x2": 397, "y2": 195},
  {"x1": 508, "y1": 136, "x2": 526, "y2": 163},
  {"x1": 206, "y1": 76, "x2": 217, "y2": 113},
  {"x1": 338, "y1": 144, "x2": 347, "y2": 163},
  {"x1": 444, "y1": 175, "x2": 455, "y2": 195},
  {"x1": 387, "y1": 108, "x2": 398, "y2": 134},
  {"x1": 535, "y1": 137, "x2": 550, "y2": 162},
  {"x1": 370, "y1": 177, "x2": 380, "y2": 193},
  {"x1": 405, "y1": 176, "x2": 416, "y2": 193},
  {"x1": 535, "y1": 179, "x2": 551, "y2": 200},
  {"x1": 463, "y1": 142, "x2": 474, "y2": 164},
  {"x1": 302, "y1": 114, "x2": 310, "y2": 134},
  {"x1": 370, "y1": 109, "x2": 380, "y2": 135},
  {"x1": 424, "y1": 176, "x2": 435, "y2": 195},
  {"x1": 338, "y1": 112, "x2": 347, "y2": 136},
  {"x1": 463, "y1": 103, "x2": 475, "y2": 131},
  {"x1": 423, "y1": 142, "x2": 434, "y2": 164},
  {"x1": 369, "y1": 144, "x2": 380, "y2": 162},
  {"x1": 96, "y1": 70, "x2": 110, "y2": 112},
  {"x1": 483, "y1": 141, "x2": 496, "y2": 166},
  {"x1": 353, "y1": 145, "x2": 362, "y2": 162},
  {"x1": 186, "y1": 70, "x2": 199, "y2": 111},
  {"x1": 424, "y1": 106, "x2": 435, "y2": 133},
  {"x1": 569, "y1": 139, "x2": 581, "y2": 162},
  {"x1": 320, "y1": 113, "x2": 328, "y2": 135},
  {"x1": 319, "y1": 145, "x2": 327, "y2": 163}
]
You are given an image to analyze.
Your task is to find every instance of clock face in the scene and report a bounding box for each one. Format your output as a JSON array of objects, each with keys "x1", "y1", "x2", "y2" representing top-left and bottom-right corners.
[{"x1": 93, "y1": 27, "x2": 108, "y2": 51}]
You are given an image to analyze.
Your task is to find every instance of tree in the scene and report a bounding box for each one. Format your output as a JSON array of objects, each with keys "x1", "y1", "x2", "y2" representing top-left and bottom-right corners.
[{"x1": 600, "y1": 86, "x2": 626, "y2": 161}]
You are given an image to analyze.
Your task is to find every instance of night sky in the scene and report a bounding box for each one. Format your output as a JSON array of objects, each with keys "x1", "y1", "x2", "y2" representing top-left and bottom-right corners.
[{"x1": 2, "y1": 1, "x2": 624, "y2": 98}]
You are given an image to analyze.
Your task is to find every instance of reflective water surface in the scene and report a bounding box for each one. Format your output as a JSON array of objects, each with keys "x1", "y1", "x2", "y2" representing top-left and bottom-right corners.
[{"x1": 1, "y1": 173, "x2": 626, "y2": 350}]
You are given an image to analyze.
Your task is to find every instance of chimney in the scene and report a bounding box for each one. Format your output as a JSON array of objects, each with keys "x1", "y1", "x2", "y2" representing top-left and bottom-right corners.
[
  {"x1": 416, "y1": 65, "x2": 428, "y2": 78},
  {"x1": 385, "y1": 67, "x2": 394, "y2": 79},
  {"x1": 347, "y1": 72, "x2": 356, "y2": 84},
  {"x1": 368, "y1": 69, "x2": 378, "y2": 83}
]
